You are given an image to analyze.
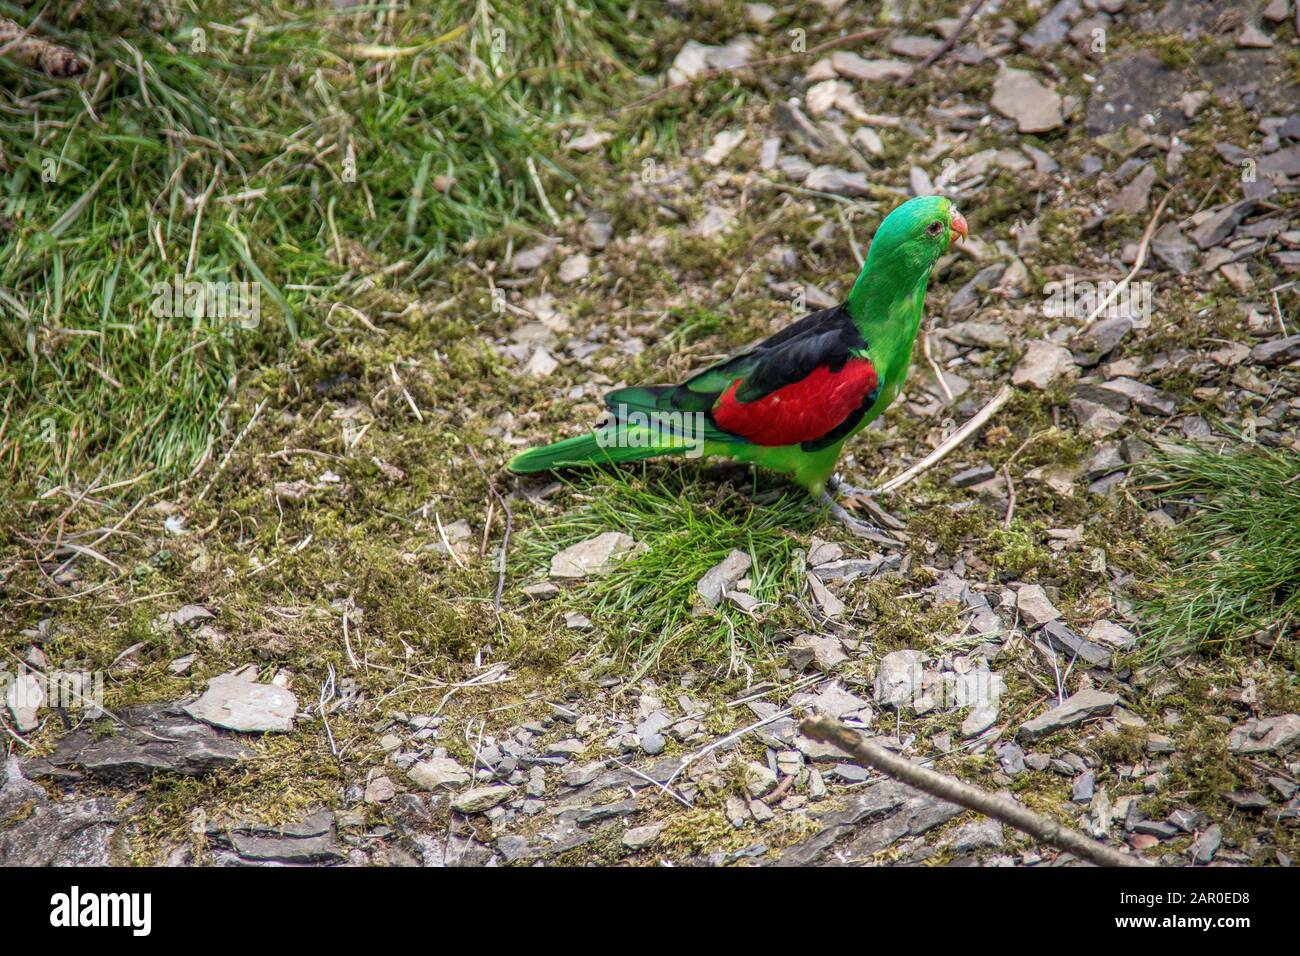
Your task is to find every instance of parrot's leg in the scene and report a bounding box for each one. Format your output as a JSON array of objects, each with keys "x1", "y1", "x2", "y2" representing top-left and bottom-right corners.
[
  {"x1": 828, "y1": 473, "x2": 873, "y2": 500},
  {"x1": 816, "y1": 491, "x2": 901, "y2": 546}
]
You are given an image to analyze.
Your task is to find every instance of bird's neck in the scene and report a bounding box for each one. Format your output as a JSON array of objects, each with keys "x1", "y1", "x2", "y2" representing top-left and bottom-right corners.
[{"x1": 845, "y1": 254, "x2": 932, "y2": 375}]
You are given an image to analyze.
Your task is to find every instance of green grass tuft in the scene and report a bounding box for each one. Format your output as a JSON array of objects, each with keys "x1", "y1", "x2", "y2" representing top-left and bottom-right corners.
[
  {"x1": 0, "y1": 0, "x2": 660, "y2": 490},
  {"x1": 522, "y1": 469, "x2": 816, "y2": 678},
  {"x1": 1136, "y1": 445, "x2": 1300, "y2": 660}
]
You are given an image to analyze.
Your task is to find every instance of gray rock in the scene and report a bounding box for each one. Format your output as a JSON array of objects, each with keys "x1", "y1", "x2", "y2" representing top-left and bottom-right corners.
[
  {"x1": 573, "y1": 798, "x2": 638, "y2": 825},
  {"x1": 1190, "y1": 200, "x2": 1256, "y2": 249},
  {"x1": 0, "y1": 758, "x2": 120, "y2": 865},
  {"x1": 1151, "y1": 222, "x2": 1199, "y2": 274},
  {"x1": 811, "y1": 557, "x2": 889, "y2": 582},
  {"x1": 1107, "y1": 163, "x2": 1156, "y2": 216},
  {"x1": 30, "y1": 701, "x2": 249, "y2": 781},
  {"x1": 1087, "y1": 620, "x2": 1136, "y2": 649},
  {"x1": 1097, "y1": 378, "x2": 1178, "y2": 416},
  {"x1": 1227, "y1": 790, "x2": 1271, "y2": 811},
  {"x1": 1013, "y1": 341, "x2": 1077, "y2": 390},
  {"x1": 1071, "y1": 317, "x2": 1132, "y2": 366},
  {"x1": 788, "y1": 633, "x2": 848, "y2": 673},
  {"x1": 4, "y1": 672, "x2": 42, "y2": 732},
  {"x1": 1017, "y1": 689, "x2": 1119, "y2": 741},
  {"x1": 774, "y1": 779, "x2": 964, "y2": 866},
  {"x1": 1070, "y1": 398, "x2": 1128, "y2": 438},
  {"x1": 1132, "y1": 819, "x2": 1179, "y2": 839},
  {"x1": 408, "y1": 756, "x2": 471, "y2": 790},
  {"x1": 511, "y1": 240, "x2": 557, "y2": 273},
  {"x1": 1072, "y1": 770, "x2": 1096, "y2": 803},
  {"x1": 996, "y1": 742, "x2": 1026, "y2": 777},
  {"x1": 807, "y1": 681, "x2": 871, "y2": 720},
  {"x1": 212, "y1": 809, "x2": 344, "y2": 865},
  {"x1": 697, "y1": 549, "x2": 752, "y2": 609},
  {"x1": 1228, "y1": 714, "x2": 1300, "y2": 755},
  {"x1": 1016, "y1": 584, "x2": 1061, "y2": 628},
  {"x1": 561, "y1": 761, "x2": 607, "y2": 787},
  {"x1": 1250, "y1": 335, "x2": 1300, "y2": 366},
  {"x1": 622, "y1": 823, "x2": 663, "y2": 850},
  {"x1": 804, "y1": 166, "x2": 873, "y2": 197},
  {"x1": 549, "y1": 532, "x2": 639, "y2": 579},
  {"x1": 944, "y1": 818, "x2": 1005, "y2": 854},
  {"x1": 517, "y1": 580, "x2": 559, "y2": 600},
  {"x1": 830, "y1": 53, "x2": 911, "y2": 82},
  {"x1": 744, "y1": 761, "x2": 778, "y2": 798},
  {"x1": 951, "y1": 464, "x2": 996, "y2": 488},
  {"x1": 581, "y1": 211, "x2": 613, "y2": 250},
  {"x1": 991, "y1": 67, "x2": 1063, "y2": 133},
  {"x1": 773, "y1": 102, "x2": 827, "y2": 154},
  {"x1": 1168, "y1": 808, "x2": 1210, "y2": 833},
  {"x1": 1191, "y1": 824, "x2": 1221, "y2": 865},
  {"x1": 1021, "y1": 0, "x2": 1082, "y2": 51},
  {"x1": 946, "y1": 264, "x2": 1006, "y2": 321},
  {"x1": 162, "y1": 604, "x2": 216, "y2": 629},
  {"x1": 637, "y1": 711, "x2": 672, "y2": 755},
  {"x1": 874, "y1": 650, "x2": 926, "y2": 709},
  {"x1": 451, "y1": 786, "x2": 514, "y2": 814},
  {"x1": 184, "y1": 675, "x2": 297, "y2": 733},
  {"x1": 1041, "y1": 621, "x2": 1112, "y2": 668},
  {"x1": 962, "y1": 703, "x2": 999, "y2": 738},
  {"x1": 944, "y1": 321, "x2": 1011, "y2": 350}
]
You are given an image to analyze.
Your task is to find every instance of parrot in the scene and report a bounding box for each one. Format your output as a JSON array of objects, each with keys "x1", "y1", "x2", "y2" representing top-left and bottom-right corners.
[{"x1": 507, "y1": 194, "x2": 969, "y2": 537}]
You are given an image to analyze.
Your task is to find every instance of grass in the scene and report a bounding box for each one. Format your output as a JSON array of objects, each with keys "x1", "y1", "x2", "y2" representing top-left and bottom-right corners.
[
  {"x1": 522, "y1": 469, "x2": 818, "y2": 678},
  {"x1": 0, "y1": 0, "x2": 660, "y2": 491},
  {"x1": 1136, "y1": 445, "x2": 1300, "y2": 660}
]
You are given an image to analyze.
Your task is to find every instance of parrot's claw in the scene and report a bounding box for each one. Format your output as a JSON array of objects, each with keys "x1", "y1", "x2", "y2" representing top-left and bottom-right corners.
[
  {"x1": 817, "y1": 492, "x2": 903, "y2": 547},
  {"x1": 828, "y1": 474, "x2": 873, "y2": 500}
]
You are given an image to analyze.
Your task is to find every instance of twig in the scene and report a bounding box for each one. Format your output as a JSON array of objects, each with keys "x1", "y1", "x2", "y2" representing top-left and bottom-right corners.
[
  {"x1": 466, "y1": 447, "x2": 512, "y2": 613},
  {"x1": 1002, "y1": 464, "x2": 1016, "y2": 528},
  {"x1": 897, "y1": 0, "x2": 988, "y2": 86},
  {"x1": 526, "y1": 156, "x2": 561, "y2": 227},
  {"x1": 196, "y1": 398, "x2": 267, "y2": 503},
  {"x1": 341, "y1": 599, "x2": 360, "y2": 670},
  {"x1": 388, "y1": 363, "x2": 424, "y2": 423},
  {"x1": 876, "y1": 384, "x2": 1013, "y2": 495},
  {"x1": 434, "y1": 511, "x2": 467, "y2": 571},
  {"x1": 319, "y1": 664, "x2": 339, "y2": 758},
  {"x1": 800, "y1": 716, "x2": 1147, "y2": 867},
  {"x1": 837, "y1": 206, "x2": 865, "y2": 268},
  {"x1": 1080, "y1": 191, "x2": 1172, "y2": 330},
  {"x1": 609, "y1": 757, "x2": 692, "y2": 808},
  {"x1": 923, "y1": 330, "x2": 953, "y2": 403},
  {"x1": 665, "y1": 708, "x2": 793, "y2": 787}
]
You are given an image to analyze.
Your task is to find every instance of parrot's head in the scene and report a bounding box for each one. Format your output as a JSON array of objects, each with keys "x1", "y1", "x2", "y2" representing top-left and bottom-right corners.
[{"x1": 865, "y1": 195, "x2": 969, "y2": 276}]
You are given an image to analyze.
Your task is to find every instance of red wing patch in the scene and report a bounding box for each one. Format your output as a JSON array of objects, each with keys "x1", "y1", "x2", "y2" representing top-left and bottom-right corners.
[{"x1": 711, "y1": 357, "x2": 879, "y2": 447}]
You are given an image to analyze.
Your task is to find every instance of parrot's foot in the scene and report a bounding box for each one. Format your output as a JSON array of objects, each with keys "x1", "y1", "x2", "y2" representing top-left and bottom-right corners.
[
  {"x1": 826, "y1": 475, "x2": 906, "y2": 534},
  {"x1": 827, "y1": 474, "x2": 873, "y2": 500},
  {"x1": 817, "y1": 492, "x2": 902, "y2": 547}
]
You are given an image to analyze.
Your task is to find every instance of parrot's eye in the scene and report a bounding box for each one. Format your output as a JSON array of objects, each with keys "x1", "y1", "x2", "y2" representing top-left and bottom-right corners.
[{"x1": 927, "y1": 221, "x2": 944, "y2": 236}]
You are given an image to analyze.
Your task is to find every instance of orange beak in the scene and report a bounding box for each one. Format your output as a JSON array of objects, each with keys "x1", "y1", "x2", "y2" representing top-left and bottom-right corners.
[{"x1": 950, "y1": 210, "x2": 969, "y2": 243}]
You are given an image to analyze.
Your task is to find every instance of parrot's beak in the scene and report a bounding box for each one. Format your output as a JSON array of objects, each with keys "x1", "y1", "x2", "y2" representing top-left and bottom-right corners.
[{"x1": 950, "y1": 210, "x2": 969, "y2": 244}]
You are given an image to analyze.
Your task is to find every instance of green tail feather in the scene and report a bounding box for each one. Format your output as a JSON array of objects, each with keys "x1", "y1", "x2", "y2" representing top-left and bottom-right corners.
[{"x1": 508, "y1": 428, "x2": 676, "y2": 473}]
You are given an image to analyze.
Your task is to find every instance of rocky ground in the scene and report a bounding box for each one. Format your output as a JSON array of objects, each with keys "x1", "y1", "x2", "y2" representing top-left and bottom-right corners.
[{"x1": 2, "y1": 0, "x2": 1299, "y2": 867}]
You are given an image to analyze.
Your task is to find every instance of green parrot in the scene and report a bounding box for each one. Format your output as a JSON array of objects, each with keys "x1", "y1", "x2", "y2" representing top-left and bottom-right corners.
[{"x1": 508, "y1": 194, "x2": 969, "y2": 536}]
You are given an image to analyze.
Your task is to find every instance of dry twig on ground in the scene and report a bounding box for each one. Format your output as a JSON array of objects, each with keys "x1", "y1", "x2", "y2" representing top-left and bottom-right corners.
[{"x1": 800, "y1": 715, "x2": 1146, "y2": 868}]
